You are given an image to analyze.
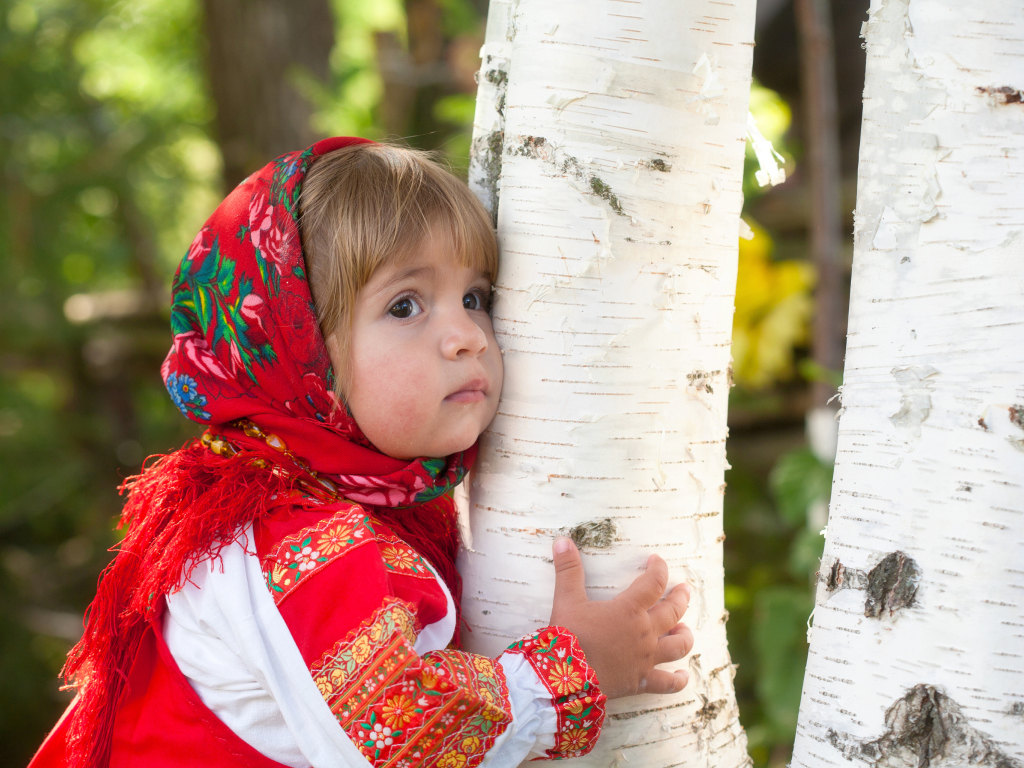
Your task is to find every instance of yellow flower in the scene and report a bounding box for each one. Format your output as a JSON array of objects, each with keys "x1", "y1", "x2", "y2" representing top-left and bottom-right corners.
[
  {"x1": 421, "y1": 668, "x2": 441, "y2": 689},
  {"x1": 369, "y1": 619, "x2": 384, "y2": 643},
  {"x1": 382, "y1": 545, "x2": 418, "y2": 570},
  {"x1": 472, "y1": 656, "x2": 493, "y2": 674},
  {"x1": 329, "y1": 667, "x2": 346, "y2": 689},
  {"x1": 271, "y1": 563, "x2": 287, "y2": 585},
  {"x1": 460, "y1": 735, "x2": 481, "y2": 754},
  {"x1": 480, "y1": 703, "x2": 507, "y2": 722},
  {"x1": 548, "y1": 661, "x2": 583, "y2": 696},
  {"x1": 393, "y1": 609, "x2": 417, "y2": 643},
  {"x1": 350, "y1": 635, "x2": 372, "y2": 664},
  {"x1": 314, "y1": 675, "x2": 331, "y2": 696},
  {"x1": 382, "y1": 693, "x2": 417, "y2": 729},
  {"x1": 437, "y1": 754, "x2": 467, "y2": 768},
  {"x1": 559, "y1": 727, "x2": 590, "y2": 753},
  {"x1": 317, "y1": 524, "x2": 353, "y2": 555},
  {"x1": 565, "y1": 695, "x2": 592, "y2": 715}
]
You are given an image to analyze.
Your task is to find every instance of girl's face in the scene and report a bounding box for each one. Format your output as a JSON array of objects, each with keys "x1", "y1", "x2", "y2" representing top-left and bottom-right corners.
[{"x1": 328, "y1": 230, "x2": 503, "y2": 460}]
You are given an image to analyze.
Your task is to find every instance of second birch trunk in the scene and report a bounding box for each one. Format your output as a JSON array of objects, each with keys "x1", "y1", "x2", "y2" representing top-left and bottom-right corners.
[{"x1": 792, "y1": 1, "x2": 1024, "y2": 766}]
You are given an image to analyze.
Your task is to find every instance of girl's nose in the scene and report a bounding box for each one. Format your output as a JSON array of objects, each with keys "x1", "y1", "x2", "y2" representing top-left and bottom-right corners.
[{"x1": 440, "y1": 306, "x2": 488, "y2": 360}]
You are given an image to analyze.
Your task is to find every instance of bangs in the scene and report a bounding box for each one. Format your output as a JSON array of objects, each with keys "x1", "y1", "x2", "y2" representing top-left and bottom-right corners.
[{"x1": 385, "y1": 172, "x2": 499, "y2": 285}]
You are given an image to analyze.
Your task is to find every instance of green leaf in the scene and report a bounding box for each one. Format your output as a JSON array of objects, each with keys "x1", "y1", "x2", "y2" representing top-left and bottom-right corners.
[
  {"x1": 752, "y1": 586, "x2": 813, "y2": 741},
  {"x1": 769, "y1": 448, "x2": 833, "y2": 527},
  {"x1": 788, "y1": 526, "x2": 826, "y2": 580}
]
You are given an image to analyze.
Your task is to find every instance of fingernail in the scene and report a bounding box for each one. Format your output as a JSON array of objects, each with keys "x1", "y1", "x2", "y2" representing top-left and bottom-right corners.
[
  {"x1": 678, "y1": 671, "x2": 690, "y2": 689},
  {"x1": 681, "y1": 583, "x2": 692, "y2": 598},
  {"x1": 554, "y1": 537, "x2": 571, "y2": 554}
]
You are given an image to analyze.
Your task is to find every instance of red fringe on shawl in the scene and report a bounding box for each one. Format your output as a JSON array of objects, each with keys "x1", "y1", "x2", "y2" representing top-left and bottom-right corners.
[
  {"x1": 60, "y1": 441, "x2": 298, "y2": 768},
  {"x1": 60, "y1": 440, "x2": 464, "y2": 768}
]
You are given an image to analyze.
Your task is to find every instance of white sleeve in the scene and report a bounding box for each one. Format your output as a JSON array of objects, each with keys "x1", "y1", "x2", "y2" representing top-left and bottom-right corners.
[
  {"x1": 477, "y1": 653, "x2": 558, "y2": 768},
  {"x1": 163, "y1": 527, "x2": 371, "y2": 768}
]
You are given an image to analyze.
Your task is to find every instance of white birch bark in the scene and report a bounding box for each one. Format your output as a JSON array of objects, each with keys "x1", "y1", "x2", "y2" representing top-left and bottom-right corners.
[
  {"x1": 792, "y1": 1, "x2": 1024, "y2": 766},
  {"x1": 461, "y1": 2, "x2": 756, "y2": 765}
]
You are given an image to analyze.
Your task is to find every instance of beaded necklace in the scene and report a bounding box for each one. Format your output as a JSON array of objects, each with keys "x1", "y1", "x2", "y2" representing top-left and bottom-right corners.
[{"x1": 201, "y1": 419, "x2": 342, "y2": 503}]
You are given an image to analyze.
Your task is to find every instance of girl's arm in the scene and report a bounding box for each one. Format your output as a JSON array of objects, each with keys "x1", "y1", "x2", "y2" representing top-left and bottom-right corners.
[
  {"x1": 309, "y1": 598, "x2": 603, "y2": 765},
  {"x1": 260, "y1": 502, "x2": 605, "y2": 766}
]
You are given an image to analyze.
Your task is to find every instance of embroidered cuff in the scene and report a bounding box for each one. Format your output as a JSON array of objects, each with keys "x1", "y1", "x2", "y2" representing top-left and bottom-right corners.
[{"x1": 503, "y1": 626, "x2": 606, "y2": 760}]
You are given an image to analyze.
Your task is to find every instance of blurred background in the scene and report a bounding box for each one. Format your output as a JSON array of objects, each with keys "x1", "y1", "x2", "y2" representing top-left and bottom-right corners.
[{"x1": 0, "y1": 0, "x2": 866, "y2": 764}]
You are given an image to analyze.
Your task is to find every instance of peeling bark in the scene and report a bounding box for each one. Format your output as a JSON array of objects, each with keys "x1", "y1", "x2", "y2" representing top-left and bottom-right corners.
[
  {"x1": 827, "y1": 686, "x2": 1023, "y2": 768},
  {"x1": 792, "y1": 0, "x2": 1024, "y2": 765},
  {"x1": 564, "y1": 518, "x2": 618, "y2": 551},
  {"x1": 823, "y1": 551, "x2": 921, "y2": 620},
  {"x1": 863, "y1": 552, "x2": 919, "y2": 620}
]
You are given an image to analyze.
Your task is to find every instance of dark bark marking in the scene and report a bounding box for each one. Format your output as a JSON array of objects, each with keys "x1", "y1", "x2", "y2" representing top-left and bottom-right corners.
[
  {"x1": 507, "y1": 137, "x2": 628, "y2": 217},
  {"x1": 480, "y1": 58, "x2": 508, "y2": 119},
  {"x1": 865, "y1": 551, "x2": 920, "y2": 619},
  {"x1": 564, "y1": 517, "x2": 617, "y2": 550},
  {"x1": 588, "y1": 176, "x2": 624, "y2": 215},
  {"x1": 827, "y1": 559, "x2": 847, "y2": 591},
  {"x1": 828, "y1": 685, "x2": 1023, "y2": 767},
  {"x1": 687, "y1": 369, "x2": 721, "y2": 395},
  {"x1": 1010, "y1": 405, "x2": 1024, "y2": 430},
  {"x1": 560, "y1": 154, "x2": 584, "y2": 178},
  {"x1": 508, "y1": 134, "x2": 547, "y2": 158},
  {"x1": 639, "y1": 158, "x2": 672, "y2": 172},
  {"x1": 470, "y1": 58, "x2": 509, "y2": 226},
  {"x1": 977, "y1": 86, "x2": 1023, "y2": 105},
  {"x1": 695, "y1": 694, "x2": 727, "y2": 727},
  {"x1": 471, "y1": 129, "x2": 505, "y2": 225},
  {"x1": 485, "y1": 67, "x2": 507, "y2": 88},
  {"x1": 823, "y1": 558, "x2": 868, "y2": 594},
  {"x1": 822, "y1": 552, "x2": 918, "y2": 619}
]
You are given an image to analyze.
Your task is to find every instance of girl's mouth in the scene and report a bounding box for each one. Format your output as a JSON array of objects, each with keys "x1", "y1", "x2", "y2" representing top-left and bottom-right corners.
[{"x1": 445, "y1": 379, "x2": 487, "y2": 403}]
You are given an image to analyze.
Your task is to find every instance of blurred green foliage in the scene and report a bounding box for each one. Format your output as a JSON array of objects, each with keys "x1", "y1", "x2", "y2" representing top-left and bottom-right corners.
[
  {"x1": 724, "y1": 444, "x2": 833, "y2": 766},
  {"x1": 0, "y1": 2, "x2": 826, "y2": 766},
  {"x1": 0, "y1": 0, "x2": 212, "y2": 762}
]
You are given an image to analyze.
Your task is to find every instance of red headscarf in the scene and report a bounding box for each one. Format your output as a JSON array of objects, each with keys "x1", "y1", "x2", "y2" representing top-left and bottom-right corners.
[{"x1": 61, "y1": 137, "x2": 475, "y2": 768}]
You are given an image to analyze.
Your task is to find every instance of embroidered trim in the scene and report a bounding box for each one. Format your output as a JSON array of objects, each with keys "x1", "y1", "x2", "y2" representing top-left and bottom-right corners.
[
  {"x1": 261, "y1": 503, "x2": 373, "y2": 603},
  {"x1": 505, "y1": 626, "x2": 607, "y2": 760},
  {"x1": 310, "y1": 600, "x2": 513, "y2": 767},
  {"x1": 376, "y1": 531, "x2": 435, "y2": 580}
]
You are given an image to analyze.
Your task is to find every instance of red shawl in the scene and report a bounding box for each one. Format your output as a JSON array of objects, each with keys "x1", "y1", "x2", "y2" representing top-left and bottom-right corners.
[{"x1": 61, "y1": 137, "x2": 474, "y2": 768}]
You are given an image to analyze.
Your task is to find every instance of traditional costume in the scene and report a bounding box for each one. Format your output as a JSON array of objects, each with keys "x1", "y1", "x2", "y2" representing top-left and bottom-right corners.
[{"x1": 29, "y1": 137, "x2": 606, "y2": 768}]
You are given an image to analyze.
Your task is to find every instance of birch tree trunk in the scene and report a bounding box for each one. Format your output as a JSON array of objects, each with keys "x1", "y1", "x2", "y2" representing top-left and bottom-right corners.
[
  {"x1": 460, "y1": 1, "x2": 756, "y2": 764},
  {"x1": 792, "y1": 1, "x2": 1024, "y2": 766}
]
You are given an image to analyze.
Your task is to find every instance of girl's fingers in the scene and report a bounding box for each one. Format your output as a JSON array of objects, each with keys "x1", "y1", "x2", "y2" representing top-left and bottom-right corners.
[
  {"x1": 618, "y1": 554, "x2": 669, "y2": 611},
  {"x1": 654, "y1": 626, "x2": 695, "y2": 664},
  {"x1": 551, "y1": 537, "x2": 589, "y2": 611},
  {"x1": 641, "y1": 668, "x2": 690, "y2": 695},
  {"x1": 647, "y1": 583, "x2": 691, "y2": 634}
]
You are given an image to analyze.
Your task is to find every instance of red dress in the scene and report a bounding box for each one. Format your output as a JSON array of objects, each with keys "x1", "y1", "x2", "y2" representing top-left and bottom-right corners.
[{"x1": 30, "y1": 499, "x2": 605, "y2": 767}]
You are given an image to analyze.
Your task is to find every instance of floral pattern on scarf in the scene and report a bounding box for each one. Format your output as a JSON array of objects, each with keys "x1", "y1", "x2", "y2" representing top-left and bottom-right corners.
[{"x1": 160, "y1": 137, "x2": 472, "y2": 507}]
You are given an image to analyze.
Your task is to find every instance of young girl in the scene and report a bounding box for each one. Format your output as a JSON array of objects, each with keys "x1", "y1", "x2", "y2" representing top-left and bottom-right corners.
[{"x1": 30, "y1": 137, "x2": 694, "y2": 768}]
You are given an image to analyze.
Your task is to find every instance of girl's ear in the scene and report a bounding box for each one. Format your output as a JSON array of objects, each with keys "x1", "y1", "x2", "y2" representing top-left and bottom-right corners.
[
  {"x1": 324, "y1": 331, "x2": 342, "y2": 364},
  {"x1": 324, "y1": 331, "x2": 349, "y2": 398}
]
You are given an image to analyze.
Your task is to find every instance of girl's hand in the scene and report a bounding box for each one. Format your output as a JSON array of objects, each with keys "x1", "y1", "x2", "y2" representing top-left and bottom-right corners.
[{"x1": 548, "y1": 537, "x2": 694, "y2": 699}]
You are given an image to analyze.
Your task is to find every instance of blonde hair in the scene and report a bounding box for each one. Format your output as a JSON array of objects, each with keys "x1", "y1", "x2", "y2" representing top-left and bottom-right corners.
[{"x1": 299, "y1": 143, "x2": 498, "y2": 393}]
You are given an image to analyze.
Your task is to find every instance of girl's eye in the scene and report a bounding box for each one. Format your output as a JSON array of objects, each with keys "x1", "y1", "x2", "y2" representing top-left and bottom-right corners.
[
  {"x1": 463, "y1": 290, "x2": 490, "y2": 311},
  {"x1": 388, "y1": 297, "x2": 421, "y2": 319}
]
